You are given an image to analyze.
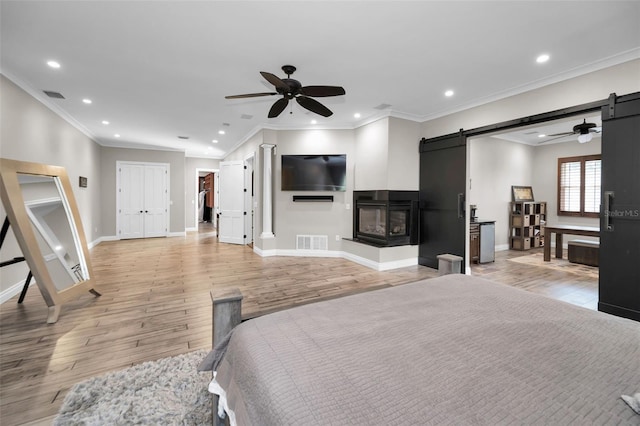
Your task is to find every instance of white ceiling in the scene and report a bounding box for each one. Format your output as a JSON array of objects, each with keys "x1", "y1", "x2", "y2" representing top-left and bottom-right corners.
[{"x1": 1, "y1": 1, "x2": 639, "y2": 158}]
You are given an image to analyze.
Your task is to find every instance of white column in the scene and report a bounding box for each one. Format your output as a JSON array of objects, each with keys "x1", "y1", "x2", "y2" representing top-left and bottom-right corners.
[{"x1": 260, "y1": 144, "x2": 275, "y2": 239}]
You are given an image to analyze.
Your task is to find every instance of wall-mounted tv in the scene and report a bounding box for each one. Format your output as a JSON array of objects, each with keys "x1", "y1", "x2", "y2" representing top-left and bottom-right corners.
[{"x1": 281, "y1": 154, "x2": 346, "y2": 191}]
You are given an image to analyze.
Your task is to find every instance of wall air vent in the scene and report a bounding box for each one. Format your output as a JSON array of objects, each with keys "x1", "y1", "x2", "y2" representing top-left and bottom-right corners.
[
  {"x1": 43, "y1": 90, "x2": 65, "y2": 99},
  {"x1": 177, "y1": 136, "x2": 189, "y2": 140},
  {"x1": 296, "y1": 235, "x2": 328, "y2": 251}
]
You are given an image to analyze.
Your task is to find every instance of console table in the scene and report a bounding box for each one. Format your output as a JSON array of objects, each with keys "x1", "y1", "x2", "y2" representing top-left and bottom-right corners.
[{"x1": 543, "y1": 224, "x2": 600, "y2": 261}]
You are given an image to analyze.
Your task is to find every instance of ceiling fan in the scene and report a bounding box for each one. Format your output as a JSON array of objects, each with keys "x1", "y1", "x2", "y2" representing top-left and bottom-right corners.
[
  {"x1": 539, "y1": 119, "x2": 602, "y2": 144},
  {"x1": 225, "y1": 65, "x2": 346, "y2": 118}
]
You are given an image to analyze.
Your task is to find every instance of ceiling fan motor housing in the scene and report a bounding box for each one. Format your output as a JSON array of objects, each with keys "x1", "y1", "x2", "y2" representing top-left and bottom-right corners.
[
  {"x1": 574, "y1": 119, "x2": 596, "y2": 134},
  {"x1": 278, "y1": 79, "x2": 302, "y2": 98}
]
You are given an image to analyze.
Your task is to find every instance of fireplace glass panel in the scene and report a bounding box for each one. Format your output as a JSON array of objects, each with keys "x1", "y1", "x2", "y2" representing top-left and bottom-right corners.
[
  {"x1": 359, "y1": 206, "x2": 386, "y2": 236},
  {"x1": 389, "y1": 210, "x2": 408, "y2": 236}
]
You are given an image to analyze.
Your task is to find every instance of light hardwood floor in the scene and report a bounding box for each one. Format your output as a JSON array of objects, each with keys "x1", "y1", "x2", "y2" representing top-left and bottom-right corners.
[{"x1": 0, "y1": 227, "x2": 597, "y2": 425}]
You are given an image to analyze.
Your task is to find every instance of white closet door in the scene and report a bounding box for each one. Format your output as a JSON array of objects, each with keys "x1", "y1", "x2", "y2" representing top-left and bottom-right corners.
[
  {"x1": 218, "y1": 161, "x2": 245, "y2": 244},
  {"x1": 119, "y1": 164, "x2": 145, "y2": 239},
  {"x1": 118, "y1": 162, "x2": 169, "y2": 239},
  {"x1": 144, "y1": 165, "x2": 168, "y2": 238}
]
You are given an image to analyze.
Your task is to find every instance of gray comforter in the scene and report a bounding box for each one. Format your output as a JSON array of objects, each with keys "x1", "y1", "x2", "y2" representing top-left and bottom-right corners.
[{"x1": 208, "y1": 274, "x2": 640, "y2": 425}]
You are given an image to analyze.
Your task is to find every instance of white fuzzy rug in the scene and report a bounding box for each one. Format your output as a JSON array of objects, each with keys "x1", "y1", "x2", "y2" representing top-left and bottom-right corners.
[{"x1": 54, "y1": 349, "x2": 212, "y2": 425}]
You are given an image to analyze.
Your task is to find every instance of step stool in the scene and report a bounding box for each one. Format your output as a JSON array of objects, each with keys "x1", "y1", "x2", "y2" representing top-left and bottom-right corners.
[{"x1": 437, "y1": 254, "x2": 463, "y2": 275}]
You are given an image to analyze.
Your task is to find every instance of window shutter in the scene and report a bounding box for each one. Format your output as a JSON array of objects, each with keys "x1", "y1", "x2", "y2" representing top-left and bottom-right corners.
[
  {"x1": 560, "y1": 161, "x2": 581, "y2": 212},
  {"x1": 584, "y1": 159, "x2": 601, "y2": 213}
]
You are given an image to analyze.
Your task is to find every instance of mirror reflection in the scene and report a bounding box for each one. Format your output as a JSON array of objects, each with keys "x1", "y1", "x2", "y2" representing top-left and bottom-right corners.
[{"x1": 17, "y1": 173, "x2": 90, "y2": 291}]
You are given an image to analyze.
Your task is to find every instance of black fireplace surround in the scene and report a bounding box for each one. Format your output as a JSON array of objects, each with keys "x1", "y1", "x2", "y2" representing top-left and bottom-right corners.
[{"x1": 353, "y1": 190, "x2": 419, "y2": 247}]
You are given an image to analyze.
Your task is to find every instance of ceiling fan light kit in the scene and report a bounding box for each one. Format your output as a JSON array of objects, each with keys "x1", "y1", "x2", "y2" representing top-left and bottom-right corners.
[
  {"x1": 578, "y1": 133, "x2": 593, "y2": 143},
  {"x1": 226, "y1": 65, "x2": 346, "y2": 118},
  {"x1": 540, "y1": 118, "x2": 601, "y2": 144}
]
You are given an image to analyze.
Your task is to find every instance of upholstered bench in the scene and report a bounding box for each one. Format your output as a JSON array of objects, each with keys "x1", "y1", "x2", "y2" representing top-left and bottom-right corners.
[{"x1": 568, "y1": 240, "x2": 599, "y2": 267}]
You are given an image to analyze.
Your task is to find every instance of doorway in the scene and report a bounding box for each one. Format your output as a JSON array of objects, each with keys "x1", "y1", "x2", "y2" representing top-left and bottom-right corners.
[{"x1": 195, "y1": 168, "x2": 218, "y2": 232}]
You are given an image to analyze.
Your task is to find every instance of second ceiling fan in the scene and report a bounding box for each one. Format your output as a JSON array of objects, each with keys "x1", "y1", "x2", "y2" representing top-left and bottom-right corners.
[
  {"x1": 539, "y1": 119, "x2": 602, "y2": 144},
  {"x1": 225, "y1": 65, "x2": 346, "y2": 118}
]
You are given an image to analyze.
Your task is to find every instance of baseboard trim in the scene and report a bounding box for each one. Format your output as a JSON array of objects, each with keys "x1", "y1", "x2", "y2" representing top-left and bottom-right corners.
[
  {"x1": 252, "y1": 246, "x2": 417, "y2": 271},
  {"x1": 91, "y1": 233, "x2": 186, "y2": 246},
  {"x1": 598, "y1": 301, "x2": 640, "y2": 322},
  {"x1": 168, "y1": 231, "x2": 186, "y2": 238},
  {"x1": 0, "y1": 280, "x2": 34, "y2": 304}
]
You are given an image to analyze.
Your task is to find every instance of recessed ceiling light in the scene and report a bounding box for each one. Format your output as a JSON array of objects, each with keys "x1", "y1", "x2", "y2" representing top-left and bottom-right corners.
[
  {"x1": 211, "y1": 139, "x2": 218, "y2": 144},
  {"x1": 354, "y1": 113, "x2": 361, "y2": 119},
  {"x1": 218, "y1": 130, "x2": 225, "y2": 135},
  {"x1": 102, "y1": 120, "x2": 110, "y2": 125},
  {"x1": 47, "y1": 60, "x2": 61, "y2": 69},
  {"x1": 82, "y1": 98, "x2": 92, "y2": 104},
  {"x1": 444, "y1": 90, "x2": 454, "y2": 97},
  {"x1": 114, "y1": 134, "x2": 120, "y2": 138},
  {"x1": 536, "y1": 54, "x2": 550, "y2": 63},
  {"x1": 538, "y1": 134, "x2": 546, "y2": 138},
  {"x1": 311, "y1": 119, "x2": 317, "y2": 125}
]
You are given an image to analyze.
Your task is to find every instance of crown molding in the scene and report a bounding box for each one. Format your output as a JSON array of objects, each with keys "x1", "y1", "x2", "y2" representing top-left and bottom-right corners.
[{"x1": 1, "y1": 70, "x2": 100, "y2": 144}]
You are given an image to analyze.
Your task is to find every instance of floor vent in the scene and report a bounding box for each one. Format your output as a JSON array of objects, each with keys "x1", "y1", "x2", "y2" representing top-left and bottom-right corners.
[{"x1": 296, "y1": 235, "x2": 328, "y2": 251}]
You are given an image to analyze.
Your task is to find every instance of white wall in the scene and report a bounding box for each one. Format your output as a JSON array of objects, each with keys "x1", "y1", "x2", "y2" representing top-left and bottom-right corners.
[
  {"x1": 468, "y1": 136, "x2": 534, "y2": 248},
  {"x1": 272, "y1": 129, "x2": 355, "y2": 251},
  {"x1": 99, "y1": 146, "x2": 186, "y2": 236},
  {"x1": 532, "y1": 136, "x2": 602, "y2": 231},
  {"x1": 354, "y1": 118, "x2": 388, "y2": 190},
  {"x1": 387, "y1": 117, "x2": 421, "y2": 190},
  {"x1": 0, "y1": 75, "x2": 102, "y2": 296},
  {"x1": 468, "y1": 135, "x2": 603, "y2": 250}
]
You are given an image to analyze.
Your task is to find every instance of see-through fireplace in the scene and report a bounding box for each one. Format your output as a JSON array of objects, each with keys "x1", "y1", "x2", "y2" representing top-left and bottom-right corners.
[{"x1": 353, "y1": 190, "x2": 419, "y2": 247}]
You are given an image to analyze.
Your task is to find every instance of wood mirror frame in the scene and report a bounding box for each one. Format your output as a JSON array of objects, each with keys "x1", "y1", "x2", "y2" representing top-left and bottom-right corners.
[{"x1": 0, "y1": 159, "x2": 100, "y2": 323}]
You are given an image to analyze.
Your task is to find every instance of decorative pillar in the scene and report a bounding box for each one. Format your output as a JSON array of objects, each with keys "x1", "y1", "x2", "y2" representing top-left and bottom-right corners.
[{"x1": 260, "y1": 144, "x2": 275, "y2": 239}]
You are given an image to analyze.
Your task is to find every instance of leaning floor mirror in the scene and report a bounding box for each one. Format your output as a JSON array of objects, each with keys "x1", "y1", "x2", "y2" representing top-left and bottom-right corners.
[{"x1": 0, "y1": 159, "x2": 100, "y2": 323}]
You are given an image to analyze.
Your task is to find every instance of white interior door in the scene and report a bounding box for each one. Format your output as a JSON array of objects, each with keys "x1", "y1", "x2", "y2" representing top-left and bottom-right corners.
[
  {"x1": 119, "y1": 163, "x2": 145, "y2": 239},
  {"x1": 144, "y1": 165, "x2": 168, "y2": 237},
  {"x1": 244, "y1": 155, "x2": 254, "y2": 245},
  {"x1": 118, "y1": 162, "x2": 169, "y2": 239},
  {"x1": 218, "y1": 161, "x2": 245, "y2": 244}
]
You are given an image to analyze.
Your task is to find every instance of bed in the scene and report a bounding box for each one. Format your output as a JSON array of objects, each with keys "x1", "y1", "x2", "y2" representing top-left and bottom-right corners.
[{"x1": 202, "y1": 274, "x2": 640, "y2": 425}]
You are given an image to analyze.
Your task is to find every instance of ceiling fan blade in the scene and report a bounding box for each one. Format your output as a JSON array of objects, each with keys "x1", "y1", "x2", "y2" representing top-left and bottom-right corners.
[
  {"x1": 538, "y1": 134, "x2": 574, "y2": 144},
  {"x1": 260, "y1": 72, "x2": 289, "y2": 91},
  {"x1": 268, "y1": 98, "x2": 289, "y2": 118},
  {"x1": 225, "y1": 92, "x2": 277, "y2": 99},
  {"x1": 301, "y1": 85, "x2": 346, "y2": 97},
  {"x1": 296, "y1": 96, "x2": 333, "y2": 117},
  {"x1": 546, "y1": 131, "x2": 575, "y2": 137}
]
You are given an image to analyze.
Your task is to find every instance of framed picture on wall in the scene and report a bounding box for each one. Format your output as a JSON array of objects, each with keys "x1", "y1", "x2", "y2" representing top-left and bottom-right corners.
[{"x1": 512, "y1": 186, "x2": 534, "y2": 202}]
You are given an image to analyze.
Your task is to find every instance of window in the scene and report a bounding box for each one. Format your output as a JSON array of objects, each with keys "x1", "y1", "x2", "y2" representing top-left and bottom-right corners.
[{"x1": 558, "y1": 155, "x2": 601, "y2": 217}]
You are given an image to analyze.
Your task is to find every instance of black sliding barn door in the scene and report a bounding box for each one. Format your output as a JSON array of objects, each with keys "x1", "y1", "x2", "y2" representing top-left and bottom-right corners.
[
  {"x1": 419, "y1": 132, "x2": 467, "y2": 269},
  {"x1": 599, "y1": 93, "x2": 640, "y2": 321}
]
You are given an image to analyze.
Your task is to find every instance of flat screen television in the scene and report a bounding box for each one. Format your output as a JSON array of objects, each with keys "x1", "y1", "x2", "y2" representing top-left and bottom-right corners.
[{"x1": 281, "y1": 154, "x2": 346, "y2": 191}]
